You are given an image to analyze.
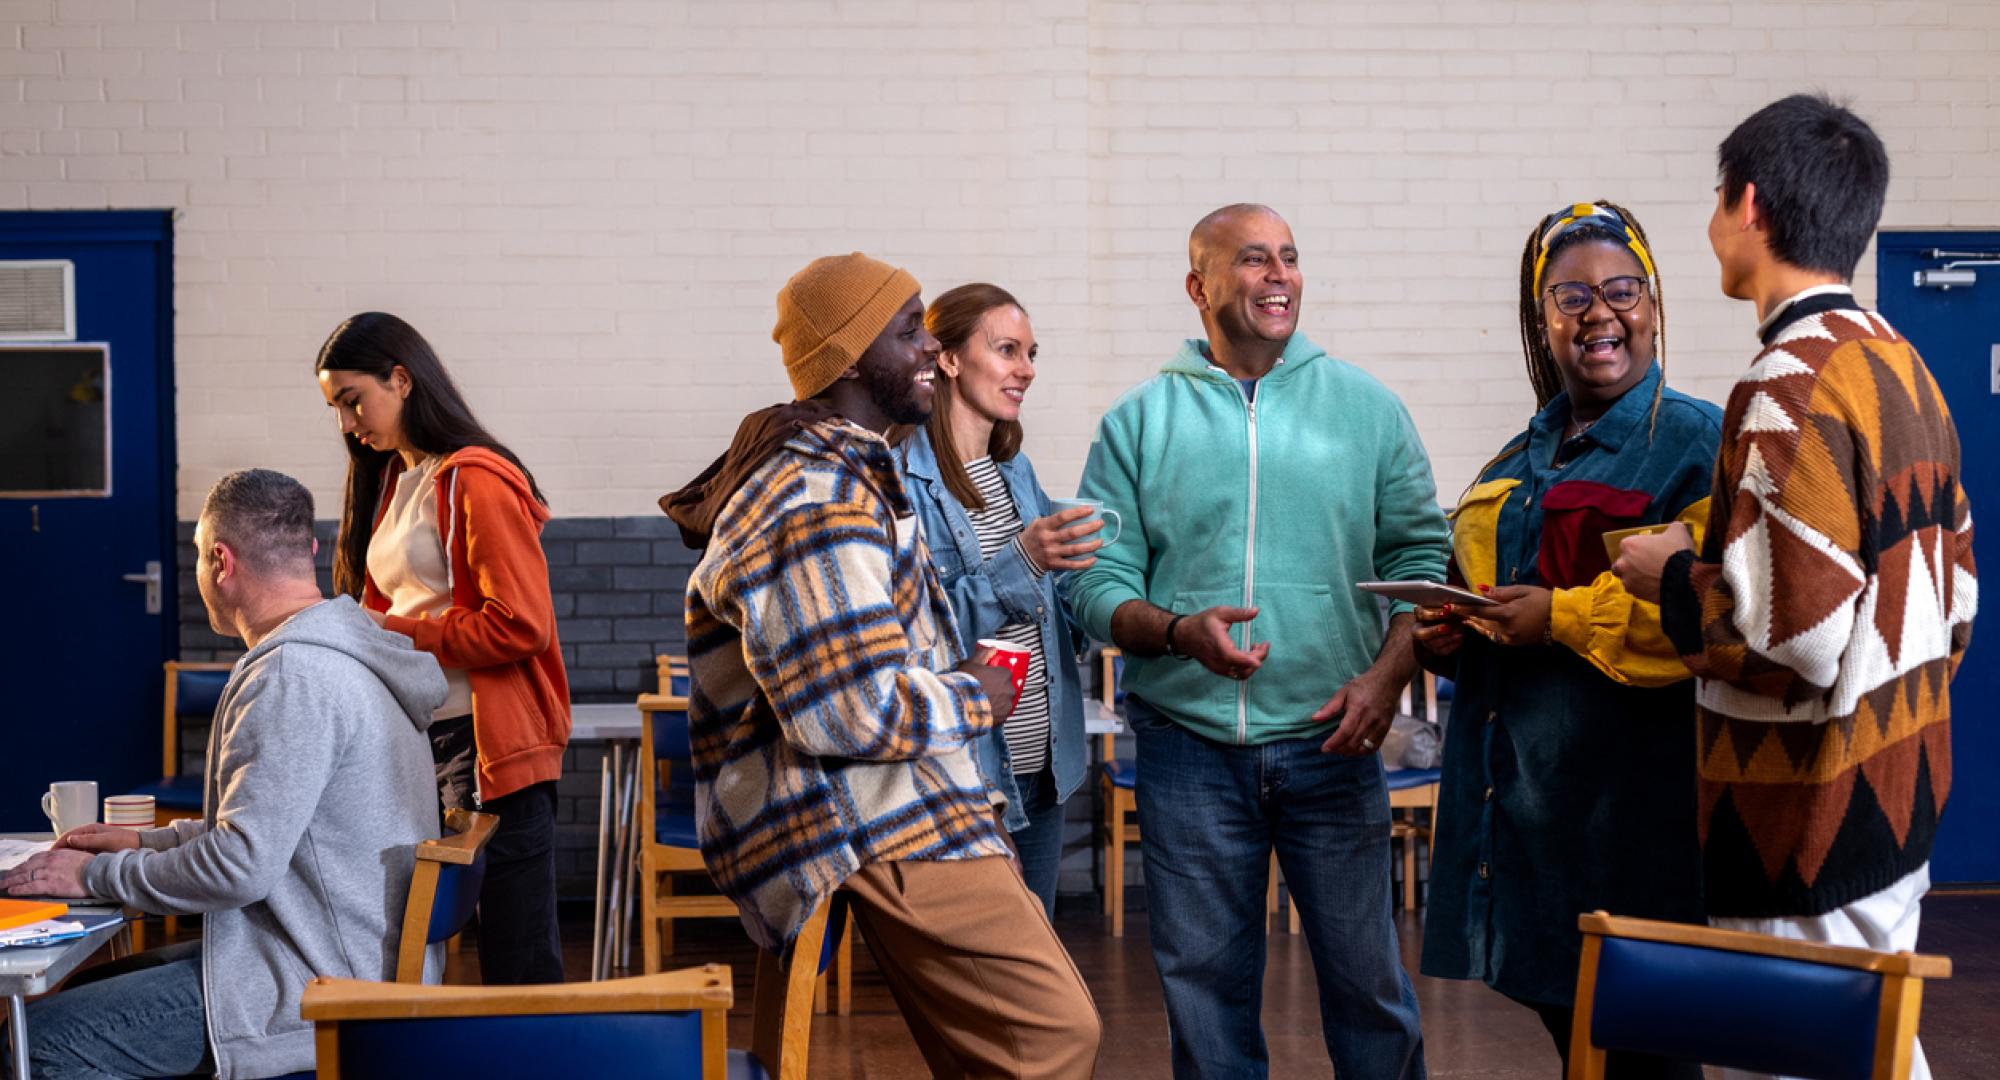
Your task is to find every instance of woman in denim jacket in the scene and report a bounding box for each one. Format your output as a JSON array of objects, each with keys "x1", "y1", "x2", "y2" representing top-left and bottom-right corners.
[{"x1": 900, "y1": 283, "x2": 1100, "y2": 917}]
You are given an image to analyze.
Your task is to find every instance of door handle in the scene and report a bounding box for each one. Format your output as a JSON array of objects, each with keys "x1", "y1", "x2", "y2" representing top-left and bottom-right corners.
[{"x1": 121, "y1": 559, "x2": 162, "y2": 615}]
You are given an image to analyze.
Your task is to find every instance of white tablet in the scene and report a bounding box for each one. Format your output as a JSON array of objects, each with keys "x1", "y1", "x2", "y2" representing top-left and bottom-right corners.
[{"x1": 1355, "y1": 580, "x2": 1497, "y2": 608}]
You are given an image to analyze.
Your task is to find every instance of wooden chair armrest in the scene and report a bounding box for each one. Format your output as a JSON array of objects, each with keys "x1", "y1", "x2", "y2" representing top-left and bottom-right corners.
[
  {"x1": 1578, "y1": 912, "x2": 1953, "y2": 979},
  {"x1": 417, "y1": 810, "x2": 499, "y2": 866},
  {"x1": 638, "y1": 692, "x2": 690, "y2": 714},
  {"x1": 302, "y1": 964, "x2": 733, "y2": 1021}
]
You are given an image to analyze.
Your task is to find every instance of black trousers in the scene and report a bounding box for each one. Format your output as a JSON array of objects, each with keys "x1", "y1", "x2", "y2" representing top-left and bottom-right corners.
[
  {"x1": 1526, "y1": 999, "x2": 1705, "y2": 1080},
  {"x1": 431, "y1": 715, "x2": 565, "y2": 985}
]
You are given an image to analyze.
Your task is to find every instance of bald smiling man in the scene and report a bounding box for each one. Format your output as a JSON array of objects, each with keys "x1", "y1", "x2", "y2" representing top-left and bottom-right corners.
[{"x1": 1069, "y1": 204, "x2": 1444, "y2": 1079}]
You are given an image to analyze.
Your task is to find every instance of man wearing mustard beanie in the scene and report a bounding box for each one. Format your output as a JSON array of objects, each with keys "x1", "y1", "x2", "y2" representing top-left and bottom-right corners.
[{"x1": 663, "y1": 253, "x2": 1102, "y2": 1078}]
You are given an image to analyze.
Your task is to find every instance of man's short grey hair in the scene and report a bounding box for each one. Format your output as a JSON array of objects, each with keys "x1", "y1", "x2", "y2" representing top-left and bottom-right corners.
[{"x1": 202, "y1": 468, "x2": 316, "y2": 575}]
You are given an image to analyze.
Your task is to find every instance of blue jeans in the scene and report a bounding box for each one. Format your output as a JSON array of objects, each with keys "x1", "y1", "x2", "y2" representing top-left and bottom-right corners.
[
  {"x1": 1129, "y1": 695, "x2": 1425, "y2": 1080},
  {"x1": 22, "y1": 940, "x2": 212, "y2": 1079},
  {"x1": 1010, "y1": 764, "x2": 1067, "y2": 920}
]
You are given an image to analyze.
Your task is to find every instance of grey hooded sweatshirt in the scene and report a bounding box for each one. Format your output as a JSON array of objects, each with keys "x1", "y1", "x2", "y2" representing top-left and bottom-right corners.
[{"x1": 83, "y1": 597, "x2": 446, "y2": 1079}]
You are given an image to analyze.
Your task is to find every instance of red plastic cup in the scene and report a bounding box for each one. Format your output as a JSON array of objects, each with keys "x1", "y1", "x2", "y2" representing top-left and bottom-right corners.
[{"x1": 976, "y1": 638, "x2": 1030, "y2": 709}]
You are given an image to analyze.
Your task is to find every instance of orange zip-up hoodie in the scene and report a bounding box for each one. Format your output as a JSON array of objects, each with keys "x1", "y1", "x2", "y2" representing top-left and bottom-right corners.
[{"x1": 362, "y1": 446, "x2": 571, "y2": 801}]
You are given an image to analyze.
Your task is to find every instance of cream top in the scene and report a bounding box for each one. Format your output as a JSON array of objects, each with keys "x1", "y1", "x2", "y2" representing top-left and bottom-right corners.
[{"x1": 367, "y1": 453, "x2": 475, "y2": 720}]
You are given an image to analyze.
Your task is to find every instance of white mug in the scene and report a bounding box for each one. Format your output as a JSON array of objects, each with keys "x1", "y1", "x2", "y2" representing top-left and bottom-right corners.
[
  {"x1": 1050, "y1": 498, "x2": 1121, "y2": 547},
  {"x1": 42, "y1": 780, "x2": 98, "y2": 837}
]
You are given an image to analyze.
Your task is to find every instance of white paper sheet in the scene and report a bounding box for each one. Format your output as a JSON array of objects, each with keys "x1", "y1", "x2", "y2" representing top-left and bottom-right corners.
[
  {"x1": 0, "y1": 838, "x2": 53, "y2": 873},
  {"x1": 0, "y1": 918, "x2": 84, "y2": 946}
]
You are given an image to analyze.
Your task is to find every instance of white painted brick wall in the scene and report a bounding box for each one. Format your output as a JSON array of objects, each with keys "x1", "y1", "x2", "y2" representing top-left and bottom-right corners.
[{"x1": 3, "y1": 0, "x2": 1996, "y2": 517}]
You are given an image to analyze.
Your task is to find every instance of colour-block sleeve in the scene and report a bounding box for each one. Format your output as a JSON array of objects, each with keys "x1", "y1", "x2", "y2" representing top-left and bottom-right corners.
[{"x1": 1551, "y1": 497, "x2": 1711, "y2": 688}]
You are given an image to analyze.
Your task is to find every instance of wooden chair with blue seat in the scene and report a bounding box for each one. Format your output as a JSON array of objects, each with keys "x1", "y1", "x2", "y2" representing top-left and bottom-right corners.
[
  {"x1": 1568, "y1": 911, "x2": 1952, "y2": 1080},
  {"x1": 1385, "y1": 669, "x2": 1442, "y2": 912},
  {"x1": 1095, "y1": 647, "x2": 1139, "y2": 937},
  {"x1": 733, "y1": 894, "x2": 847, "y2": 1080},
  {"x1": 123, "y1": 660, "x2": 232, "y2": 947},
  {"x1": 396, "y1": 808, "x2": 498, "y2": 982},
  {"x1": 638, "y1": 656, "x2": 740, "y2": 973},
  {"x1": 299, "y1": 962, "x2": 734, "y2": 1079},
  {"x1": 640, "y1": 655, "x2": 852, "y2": 1014}
]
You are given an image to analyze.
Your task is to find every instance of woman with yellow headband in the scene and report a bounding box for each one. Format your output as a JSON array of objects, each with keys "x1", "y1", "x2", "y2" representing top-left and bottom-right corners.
[{"x1": 1415, "y1": 203, "x2": 1721, "y2": 1079}]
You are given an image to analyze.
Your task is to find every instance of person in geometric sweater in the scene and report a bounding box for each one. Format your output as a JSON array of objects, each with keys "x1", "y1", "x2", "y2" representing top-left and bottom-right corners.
[{"x1": 1617, "y1": 94, "x2": 1977, "y2": 1080}]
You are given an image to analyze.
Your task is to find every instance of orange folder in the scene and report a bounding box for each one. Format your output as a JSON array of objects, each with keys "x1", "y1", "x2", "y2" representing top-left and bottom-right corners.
[{"x1": 0, "y1": 898, "x2": 69, "y2": 931}]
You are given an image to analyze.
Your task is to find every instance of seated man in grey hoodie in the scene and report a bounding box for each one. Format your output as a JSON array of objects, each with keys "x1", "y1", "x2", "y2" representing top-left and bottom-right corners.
[{"x1": 1, "y1": 468, "x2": 446, "y2": 1080}]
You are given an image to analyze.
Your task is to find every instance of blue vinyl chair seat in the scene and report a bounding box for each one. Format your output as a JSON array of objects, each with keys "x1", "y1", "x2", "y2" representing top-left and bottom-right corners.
[
  {"x1": 427, "y1": 848, "x2": 489, "y2": 944},
  {"x1": 1590, "y1": 935, "x2": 1882, "y2": 1080},
  {"x1": 127, "y1": 773, "x2": 205, "y2": 810},
  {"x1": 333, "y1": 1008, "x2": 710, "y2": 1078},
  {"x1": 656, "y1": 806, "x2": 702, "y2": 850},
  {"x1": 1099, "y1": 758, "x2": 1136, "y2": 790},
  {"x1": 1385, "y1": 767, "x2": 1442, "y2": 792}
]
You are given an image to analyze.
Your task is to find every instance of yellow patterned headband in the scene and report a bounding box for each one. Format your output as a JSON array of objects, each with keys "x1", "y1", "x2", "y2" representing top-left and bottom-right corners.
[{"x1": 1531, "y1": 203, "x2": 1658, "y2": 293}]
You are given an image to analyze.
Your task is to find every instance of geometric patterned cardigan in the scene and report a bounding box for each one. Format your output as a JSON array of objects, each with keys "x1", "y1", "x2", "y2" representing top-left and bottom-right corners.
[{"x1": 1661, "y1": 292, "x2": 1978, "y2": 919}]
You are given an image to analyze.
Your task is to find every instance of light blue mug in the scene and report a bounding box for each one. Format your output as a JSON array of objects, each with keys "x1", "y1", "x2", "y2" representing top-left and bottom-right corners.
[{"x1": 1049, "y1": 497, "x2": 1121, "y2": 546}]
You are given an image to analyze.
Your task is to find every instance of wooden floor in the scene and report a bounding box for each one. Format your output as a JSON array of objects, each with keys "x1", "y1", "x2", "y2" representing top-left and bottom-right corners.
[{"x1": 456, "y1": 890, "x2": 2000, "y2": 1078}]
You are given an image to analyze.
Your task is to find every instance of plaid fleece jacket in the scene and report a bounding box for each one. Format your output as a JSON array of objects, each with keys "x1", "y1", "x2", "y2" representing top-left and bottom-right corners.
[
  {"x1": 684, "y1": 418, "x2": 1008, "y2": 951},
  {"x1": 1660, "y1": 293, "x2": 1977, "y2": 918}
]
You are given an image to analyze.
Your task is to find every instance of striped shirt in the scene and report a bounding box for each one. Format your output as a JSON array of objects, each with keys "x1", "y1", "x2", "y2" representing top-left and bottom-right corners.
[{"x1": 962, "y1": 457, "x2": 1052, "y2": 776}]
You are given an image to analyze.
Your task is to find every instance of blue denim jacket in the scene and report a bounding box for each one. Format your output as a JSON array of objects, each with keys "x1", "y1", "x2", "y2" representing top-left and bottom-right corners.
[{"x1": 900, "y1": 434, "x2": 1088, "y2": 828}]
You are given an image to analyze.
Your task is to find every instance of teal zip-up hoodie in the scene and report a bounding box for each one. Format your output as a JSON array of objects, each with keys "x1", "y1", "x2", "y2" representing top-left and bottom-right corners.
[{"x1": 1070, "y1": 334, "x2": 1448, "y2": 746}]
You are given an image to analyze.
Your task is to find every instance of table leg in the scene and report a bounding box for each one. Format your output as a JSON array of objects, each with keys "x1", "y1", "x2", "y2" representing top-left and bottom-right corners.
[
  {"x1": 605, "y1": 743, "x2": 628, "y2": 975},
  {"x1": 591, "y1": 758, "x2": 611, "y2": 982},
  {"x1": 617, "y1": 756, "x2": 639, "y2": 972},
  {"x1": 9, "y1": 992, "x2": 29, "y2": 1080}
]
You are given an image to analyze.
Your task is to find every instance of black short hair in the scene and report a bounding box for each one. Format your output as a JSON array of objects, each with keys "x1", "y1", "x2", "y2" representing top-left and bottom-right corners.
[
  {"x1": 202, "y1": 468, "x2": 316, "y2": 576},
  {"x1": 1717, "y1": 93, "x2": 1889, "y2": 279}
]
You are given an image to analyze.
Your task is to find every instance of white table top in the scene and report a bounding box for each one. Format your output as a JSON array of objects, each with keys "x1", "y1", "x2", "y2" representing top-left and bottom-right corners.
[
  {"x1": 0, "y1": 832, "x2": 125, "y2": 996},
  {"x1": 0, "y1": 920, "x2": 124, "y2": 996},
  {"x1": 570, "y1": 701, "x2": 643, "y2": 742},
  {"x1": 1085, "y1": 700, "x2": 1125, "y2": 735},
  {"x1": 570, "y1": 698, "x2": 1123, "y2": 741}
]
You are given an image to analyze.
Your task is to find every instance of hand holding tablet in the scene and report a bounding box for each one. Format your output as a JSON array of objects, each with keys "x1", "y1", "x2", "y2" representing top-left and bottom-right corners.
[{"x1": 1355, "y1": 580, "x2": 1498, "y2": 608}]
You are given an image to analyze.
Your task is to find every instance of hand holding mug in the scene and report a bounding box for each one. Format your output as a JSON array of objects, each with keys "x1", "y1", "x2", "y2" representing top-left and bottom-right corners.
[
  {"x1": 1020, "y1": 505, "x2": 1102, "y2": 572},
  {"x1": 1047, "y1": 499, "x2": 1121, "y2": 549}
]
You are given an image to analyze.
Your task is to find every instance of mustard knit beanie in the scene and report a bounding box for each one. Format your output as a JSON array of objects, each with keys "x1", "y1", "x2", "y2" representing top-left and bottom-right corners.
[{"x1": 772, "y1": 253, "x2": 922, "y2": 400}]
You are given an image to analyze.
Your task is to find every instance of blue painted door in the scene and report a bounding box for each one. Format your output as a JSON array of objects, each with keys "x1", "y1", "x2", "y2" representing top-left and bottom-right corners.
[
  {"x1": 1878, "y1": 230, "x2": 2000, "y2": 885},
  {"x1": 0, "y1": 211, "x2": 176, "y2": 831}
]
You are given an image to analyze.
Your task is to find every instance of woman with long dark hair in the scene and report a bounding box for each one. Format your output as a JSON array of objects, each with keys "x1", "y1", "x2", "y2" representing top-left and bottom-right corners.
[
  {"x1": 899, "y1": 283, "x2": 1099, "y2": 917},
  {"x1": 315, "y1": 311, "x2": 569, "y2": 984},
  {"x1": 1414, "y1": 204, "x2": 1720, "y2": 1078}
]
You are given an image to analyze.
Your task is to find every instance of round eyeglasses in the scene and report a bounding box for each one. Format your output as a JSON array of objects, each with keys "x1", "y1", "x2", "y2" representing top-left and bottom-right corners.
[{"x1": 1545, "y1": 276, "x2": 1650, "y2": 317}]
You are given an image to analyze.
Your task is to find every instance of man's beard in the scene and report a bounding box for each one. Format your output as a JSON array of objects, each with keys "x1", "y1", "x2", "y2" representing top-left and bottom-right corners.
[{"x1": 864, "y1": 362, "x2": 932, "y2": 426}]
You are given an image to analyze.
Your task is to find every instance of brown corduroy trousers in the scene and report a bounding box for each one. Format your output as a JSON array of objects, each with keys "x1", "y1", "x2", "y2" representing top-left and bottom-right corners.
[{"x1": 841, "y1": 856, "x2": 1102, "y2": 1079}]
